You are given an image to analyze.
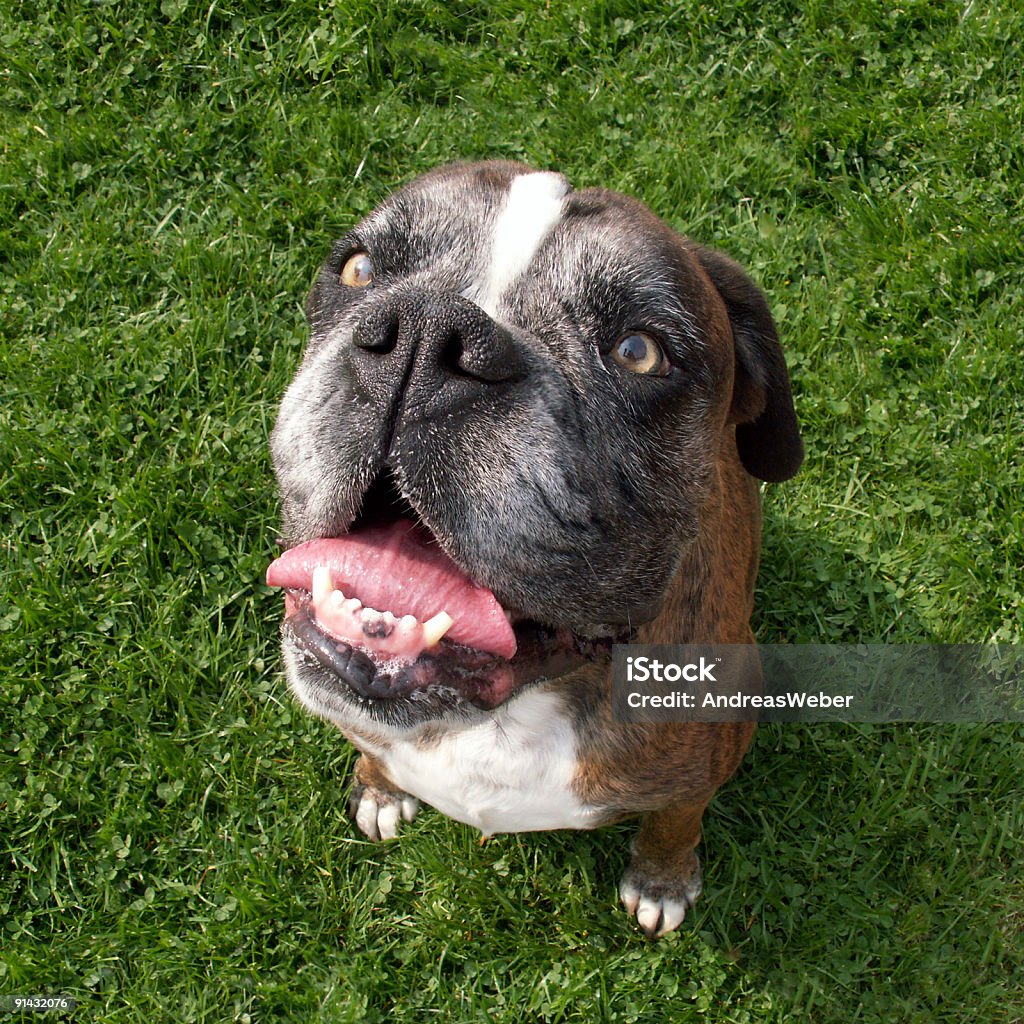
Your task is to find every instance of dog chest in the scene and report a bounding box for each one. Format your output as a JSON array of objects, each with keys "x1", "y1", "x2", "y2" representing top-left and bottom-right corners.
[{"x1": 370, "y1": 688, "x2": 602, "y2": 837}]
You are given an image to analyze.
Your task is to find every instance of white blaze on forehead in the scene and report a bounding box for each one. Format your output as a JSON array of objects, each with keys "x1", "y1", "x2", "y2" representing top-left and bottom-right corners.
[{"x1": 473, "y1": 171, "x2": 570, "y2": 318}]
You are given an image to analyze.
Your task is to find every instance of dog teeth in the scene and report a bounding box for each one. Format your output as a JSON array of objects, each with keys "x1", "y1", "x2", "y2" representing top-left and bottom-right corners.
[
  {"x1": 312, "y1": 565, "x2": 334, "y2": 605},
  {"x1": 422, "y1": 611, "x2": 454, "y2": 648},
  {"x1": 309, "y1": 567, "x2": 453, "y2": 657}
]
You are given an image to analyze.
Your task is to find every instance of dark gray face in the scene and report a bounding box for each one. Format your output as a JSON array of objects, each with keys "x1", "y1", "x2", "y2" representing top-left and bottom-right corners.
[
  {"x1": 273, "y1": 163, "x2": 733, "y2": 626},
  {"x1": 269, "y1": 161, "x2": 801, "y2": 729}
]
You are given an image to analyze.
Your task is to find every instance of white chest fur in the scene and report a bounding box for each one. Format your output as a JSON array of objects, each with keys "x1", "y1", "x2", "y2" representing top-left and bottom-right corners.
[{"x1": 369, "y1": 688, "x2": 602, "y2": 837}]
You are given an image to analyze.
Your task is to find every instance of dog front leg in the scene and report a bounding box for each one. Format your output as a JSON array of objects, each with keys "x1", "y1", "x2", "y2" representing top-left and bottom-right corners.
[{"x1": 618, "y1": 800, "x2": 709, "y2": 937}]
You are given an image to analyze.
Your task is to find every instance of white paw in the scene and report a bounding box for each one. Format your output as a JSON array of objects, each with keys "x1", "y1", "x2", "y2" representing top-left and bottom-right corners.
[
  {"x1": 619, "y1": 880, "x2": 695, "y2": 937},
  {"x1": 350, "y1": 787, "x2": 419, "y2": 841}
]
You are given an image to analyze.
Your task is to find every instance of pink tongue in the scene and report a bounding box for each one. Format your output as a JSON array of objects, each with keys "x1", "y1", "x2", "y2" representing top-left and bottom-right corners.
[{"x1": 266, "y1": 520, "x2": 517, "y2": 660}]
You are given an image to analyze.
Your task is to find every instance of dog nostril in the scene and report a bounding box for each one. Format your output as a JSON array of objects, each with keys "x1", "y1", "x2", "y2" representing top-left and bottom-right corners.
[
  {"x1": 437, "y1": 326, "x2": 469, "y2": 374},
  {"x1": 354, "y1": 308, "x2": 401, "y2": 354}
]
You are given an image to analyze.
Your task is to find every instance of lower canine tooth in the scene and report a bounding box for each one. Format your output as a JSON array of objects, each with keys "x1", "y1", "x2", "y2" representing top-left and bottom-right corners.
[{"x1": 422, "y1": 611, "x2": 454, "y2": 647}]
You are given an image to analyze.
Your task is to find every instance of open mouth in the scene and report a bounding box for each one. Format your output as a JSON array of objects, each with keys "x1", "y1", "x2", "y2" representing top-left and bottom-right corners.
[{"x1": 267, "y1": 473, "x2": 618, "y2": 710}]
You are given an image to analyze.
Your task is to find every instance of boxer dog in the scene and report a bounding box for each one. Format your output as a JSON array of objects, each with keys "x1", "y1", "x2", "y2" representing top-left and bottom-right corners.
[{"x1": 267, "y1": 161, "x2": 802, "y2": 936}]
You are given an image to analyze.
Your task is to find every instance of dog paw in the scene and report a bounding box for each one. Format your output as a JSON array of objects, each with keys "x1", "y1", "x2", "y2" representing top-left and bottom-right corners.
[
  {"x1": 348, "y1": 784, "x2": 420, "y2": 841},
  {"x1": 618, "y1": 862, "x2": 702, "y2": 938}
]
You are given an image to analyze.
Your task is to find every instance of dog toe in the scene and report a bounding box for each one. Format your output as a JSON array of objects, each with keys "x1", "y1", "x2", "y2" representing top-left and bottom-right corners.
[
  {"x1": 637, "y1": 894, "x2": 690, "y2": 937},
  {"x1": 374, "y1": 800, "x2": 401, "y2": 840},
  {"x1": 619, "y1": 880, "x2": 641, "y2": 916}
]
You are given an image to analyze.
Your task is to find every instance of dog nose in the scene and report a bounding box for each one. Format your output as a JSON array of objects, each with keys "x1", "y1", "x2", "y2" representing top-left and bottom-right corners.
[{"x1": 350, "y1": 291, "x2": 528, "y2": 412}]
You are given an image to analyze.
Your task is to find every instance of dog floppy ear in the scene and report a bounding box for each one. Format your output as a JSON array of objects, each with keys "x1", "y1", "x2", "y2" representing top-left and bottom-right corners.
[{"x1": 696, "y1": 247, "x2": 803, "y2": 483}]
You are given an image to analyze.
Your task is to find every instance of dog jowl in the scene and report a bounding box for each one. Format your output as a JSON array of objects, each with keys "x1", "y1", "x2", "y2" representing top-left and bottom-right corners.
[{"x1": 267, "y1": 161, "x2": 802, "y2": 937}]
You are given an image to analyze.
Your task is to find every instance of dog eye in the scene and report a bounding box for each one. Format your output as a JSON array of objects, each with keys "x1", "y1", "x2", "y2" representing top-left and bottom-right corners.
[
  {"x1": 611, "y1": 332, "x2": 670, "y2": 376},
  {"x1": 340, "y1": 252, "x2": 374, "y2": 288}
]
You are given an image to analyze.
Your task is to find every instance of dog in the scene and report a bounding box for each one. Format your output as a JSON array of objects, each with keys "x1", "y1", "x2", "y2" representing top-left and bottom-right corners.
[{"x1": 267, "y1": 161, "x2": 802, "y2": 937}]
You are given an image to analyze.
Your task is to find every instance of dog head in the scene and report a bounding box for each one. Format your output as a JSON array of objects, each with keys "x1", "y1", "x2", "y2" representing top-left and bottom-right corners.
[{"x1": 268, "y1": 161, "x2": 801, "y2": 730}]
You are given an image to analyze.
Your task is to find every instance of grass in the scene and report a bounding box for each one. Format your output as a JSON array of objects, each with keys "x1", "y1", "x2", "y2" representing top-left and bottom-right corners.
[{"x1": 2, "y1": 0, "x2": 1022, "y2": 1020}]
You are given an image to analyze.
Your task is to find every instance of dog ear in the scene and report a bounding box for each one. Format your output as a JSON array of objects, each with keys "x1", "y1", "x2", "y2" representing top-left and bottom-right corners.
[{"x1": 695, "y1": 247, "x2": 803, "y2": 482}]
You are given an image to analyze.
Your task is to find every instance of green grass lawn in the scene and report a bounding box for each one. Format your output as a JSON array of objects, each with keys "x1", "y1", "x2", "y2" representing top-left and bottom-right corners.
[{"x1": 2, "y1": 1, "x2": 1022, "y2": 1020}]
